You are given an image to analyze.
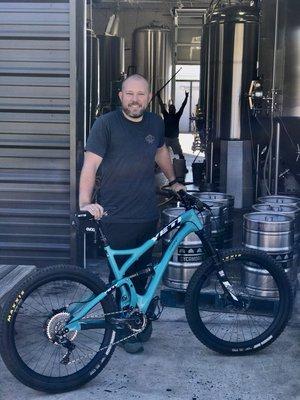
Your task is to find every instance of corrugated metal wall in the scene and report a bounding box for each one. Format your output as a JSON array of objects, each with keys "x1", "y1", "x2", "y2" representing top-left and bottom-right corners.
[{"x1": 0, "y1": 1, "x2": 85, "y2": 266}]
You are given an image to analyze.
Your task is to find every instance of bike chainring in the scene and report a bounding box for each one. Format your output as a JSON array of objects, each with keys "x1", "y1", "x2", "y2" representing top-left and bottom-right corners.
[{"x1": 125, "y1": 310, "x2": 147, "y2": 333}]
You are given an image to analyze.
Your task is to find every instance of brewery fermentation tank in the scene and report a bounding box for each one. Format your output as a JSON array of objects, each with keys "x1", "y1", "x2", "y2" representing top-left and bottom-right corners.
[
  {"x1": 98, "y1": 35, "x2": 125, "y2": 109},
  {"x1": 201, "y1": 3, "x2": 258, "y2": 205},
  {"x1": 201, "y1": 4, "x2": 259, "y2": 141},
  {"x1": 132, "y1": 24, "x2": 172, "y2": 113}
]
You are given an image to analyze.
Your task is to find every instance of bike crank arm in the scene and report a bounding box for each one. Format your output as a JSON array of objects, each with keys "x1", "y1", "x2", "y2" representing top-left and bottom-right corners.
[{"x1": 79, "y1": 318, "x2": 113, "y2": 330}]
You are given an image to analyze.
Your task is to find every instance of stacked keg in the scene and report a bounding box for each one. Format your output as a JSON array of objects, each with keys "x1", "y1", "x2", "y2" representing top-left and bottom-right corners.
[
  {"x1": 243, "y1": 212, "x2": 294, "y2": 297},
  {"x1": 162, "y1": 207, "x2": 211, "y2": 291},
  {"x1": 195, "y1": 192, "x2": 234, "y2": 248},
  {"x1": 255, "y1": 195, "x2": 300, "y2": 289},
  {"x1": 199, "y1": 200, "x2": 226, "y2": 249},
  {"x1": 243, "y1": 195, "x2": 300, "y2": 296}
]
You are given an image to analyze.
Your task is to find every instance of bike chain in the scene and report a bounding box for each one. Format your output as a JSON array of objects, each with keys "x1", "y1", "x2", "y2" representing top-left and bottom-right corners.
[{"x1": 65, "y1": 309, "x2": 145, "y2": 365}]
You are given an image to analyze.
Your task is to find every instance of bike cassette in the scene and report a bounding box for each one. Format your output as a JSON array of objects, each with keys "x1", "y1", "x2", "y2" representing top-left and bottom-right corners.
[{"x1": 46, "y1": 312, "x2": 77, "y2": 344}]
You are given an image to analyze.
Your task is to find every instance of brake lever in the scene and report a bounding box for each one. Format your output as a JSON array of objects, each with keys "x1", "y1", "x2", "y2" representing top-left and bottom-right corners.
[{"x1": 201, "y1": 202, "x2": 212, "y2": 211}]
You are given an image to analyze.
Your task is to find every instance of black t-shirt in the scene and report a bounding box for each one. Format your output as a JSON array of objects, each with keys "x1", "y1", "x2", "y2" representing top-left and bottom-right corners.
[
  {"x1": 85, "y1": 109, "x2": 165, "y2": 223},
  {"x1": 162, "y1": 110, "x2": 183, "y2": 138}
]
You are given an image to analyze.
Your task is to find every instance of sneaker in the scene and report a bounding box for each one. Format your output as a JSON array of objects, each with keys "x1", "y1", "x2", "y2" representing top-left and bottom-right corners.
[
  {"x1": 118, "y1": 337, "x2": 144, "y2": 354},
  {"x1": 137, "y1": 321, "x2": 153, "y2": 343}
]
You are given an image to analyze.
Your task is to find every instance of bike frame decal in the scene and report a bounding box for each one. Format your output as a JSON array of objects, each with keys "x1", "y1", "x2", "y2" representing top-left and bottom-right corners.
[{"x1": 66, "y1": 209, "x2": 203, "y2": 331}]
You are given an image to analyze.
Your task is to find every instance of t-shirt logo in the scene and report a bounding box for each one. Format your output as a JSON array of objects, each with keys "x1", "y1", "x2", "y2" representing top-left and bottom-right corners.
[{"x1": 145, "y1": 134, "x2": 155, "y2": 144}]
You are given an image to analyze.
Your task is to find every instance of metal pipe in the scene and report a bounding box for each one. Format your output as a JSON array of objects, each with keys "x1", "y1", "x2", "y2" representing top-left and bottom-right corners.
[
  {"x1": 271, "y1": 0, "x2": 279, "y2": 105},
  {"x1": 269, "y1": 0, "x2": 279, "y2": 193},
  {"x1": 210, "y1": 142, "x2": 214, "y2": 184},
  {"x1": 255, "y1": 144, "x2": 260, "y2": 201},
  {"x1": 268, "y1": 119, "x2": 273, "y2": 191},
  {"x1": 274, "y1": 121, "x2": 281, "y2": 195}
]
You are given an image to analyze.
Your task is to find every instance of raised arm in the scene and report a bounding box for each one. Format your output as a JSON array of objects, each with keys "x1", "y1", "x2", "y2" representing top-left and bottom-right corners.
[{"x1": 177, "y1": 91, "x2": 189, "y2": 116}]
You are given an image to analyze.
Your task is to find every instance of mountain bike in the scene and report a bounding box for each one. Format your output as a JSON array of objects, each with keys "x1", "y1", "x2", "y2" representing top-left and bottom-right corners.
[{"x1": 0, "y1": 191, "x2": 293, "y2": 393}]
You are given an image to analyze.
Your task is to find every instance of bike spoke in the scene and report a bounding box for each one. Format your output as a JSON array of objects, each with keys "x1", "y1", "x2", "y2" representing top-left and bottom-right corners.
[
  {"x1": 11, "y1": 276, "x2": 113, "y2": 379},
  {"x1": 196, "y1": 257, "x2": 281, "y2": 344}
]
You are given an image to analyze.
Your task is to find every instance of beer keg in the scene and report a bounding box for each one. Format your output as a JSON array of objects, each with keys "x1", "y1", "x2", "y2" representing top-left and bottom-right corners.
[
  {"x1": 195, "y1": 192, "x2": 234, "y2": 247},
  {"x1": 252, "y1": 203, "x2": 300, "y2": 287},
  {"x1": 243, "y1": 212, "x2": 294, "y2": 297},
  {"x1": 162, "y1": 207, "x2": 210, "y2": 291}
]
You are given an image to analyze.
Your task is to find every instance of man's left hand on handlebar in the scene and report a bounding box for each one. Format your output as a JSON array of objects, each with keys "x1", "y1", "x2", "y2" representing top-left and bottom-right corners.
[{"x1": 169, "y1": 181, "x2": 186, "y2": 193}]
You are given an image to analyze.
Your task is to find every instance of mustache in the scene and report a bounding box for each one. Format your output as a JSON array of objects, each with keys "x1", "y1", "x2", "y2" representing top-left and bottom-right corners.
[{"x1": 129, "y1": 102, "x2": 141, "y2": 107}]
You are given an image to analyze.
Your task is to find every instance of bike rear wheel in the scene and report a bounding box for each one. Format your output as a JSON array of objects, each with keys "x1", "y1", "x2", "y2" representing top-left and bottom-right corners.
[
  {"x1": 185, "y1": 248, "x2": 293, "y2": 355},
  {"x1": 0, "y1": 265, "x2": 117, "y2": 393}
]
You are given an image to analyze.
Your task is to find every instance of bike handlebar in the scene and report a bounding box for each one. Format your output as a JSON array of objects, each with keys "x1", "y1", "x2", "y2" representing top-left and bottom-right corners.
[
  {"x1": 159, "y1": 187, "x2": 211, "y2": 212},
  {"x1": 73, "y1": 191, "x2": 211, "y2": 230},
  {"x1": 176, "y1": 190, "x2": 211, "y2": 212}
]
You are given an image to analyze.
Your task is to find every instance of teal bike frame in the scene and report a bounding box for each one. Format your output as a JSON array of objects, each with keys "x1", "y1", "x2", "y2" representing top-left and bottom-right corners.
[{"x1": 65, "y1": 208, "x2": 205, "y2": 333}]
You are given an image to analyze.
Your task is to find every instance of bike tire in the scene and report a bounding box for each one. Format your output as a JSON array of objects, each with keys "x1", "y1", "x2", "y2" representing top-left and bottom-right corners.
[
  {"x1": 0, "y1": 264, "x2": 117, "y2": 393},
  {"x1": 185, "y1": 248, "x2": 293, "y2": 355}
]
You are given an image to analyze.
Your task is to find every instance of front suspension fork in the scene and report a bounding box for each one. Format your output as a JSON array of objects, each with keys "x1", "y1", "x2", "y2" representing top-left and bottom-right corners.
[{"x1": 196, "y1": 231, "x2": 241, "y2": 305}]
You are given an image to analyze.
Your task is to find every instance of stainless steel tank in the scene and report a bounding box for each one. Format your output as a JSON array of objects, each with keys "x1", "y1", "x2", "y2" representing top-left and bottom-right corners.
[
  {"x1": 132, "y1": 24, "x2": 172, "y2": 113},
  {"x1": 257, "y1": 0, "x2": 300, "y2": 187},
  {"x1": 243, "y1": 213, "x2": 294, "y2": 297},
  {"x1": 98, "y1": 35, "x2": 125, "y2": 108},
  {"x1": 201, "y1": 4, "x2": 259, "y2": 141},
  {"x1": 162, "y1": 207, "x2": 210, "y2": 291},
  {"x1": 258, "y1": 0, "x2": 300, "y2": 118}
]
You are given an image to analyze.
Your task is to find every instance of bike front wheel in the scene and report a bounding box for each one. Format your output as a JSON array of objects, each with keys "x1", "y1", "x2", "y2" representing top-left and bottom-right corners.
[
  {"x1": 0, "y1": 265, "x2": 117, "y2": 393},
  {"x1": 185, "y1": 248, "x2": 293, "y2": 355}
]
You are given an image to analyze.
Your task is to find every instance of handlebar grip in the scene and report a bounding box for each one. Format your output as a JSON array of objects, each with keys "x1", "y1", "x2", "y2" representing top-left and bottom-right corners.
[
  {"x1": 159, "y1": 185, "x2": 177, "y2": 198},
  {"x1": 75, "y1": 211, "x2": 94, "y2": 220}
]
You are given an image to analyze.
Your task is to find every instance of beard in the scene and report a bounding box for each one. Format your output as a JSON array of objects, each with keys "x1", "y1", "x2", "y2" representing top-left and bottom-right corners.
[{"x1": 122, "y1": 102, "x2": 147, "y2": 118}]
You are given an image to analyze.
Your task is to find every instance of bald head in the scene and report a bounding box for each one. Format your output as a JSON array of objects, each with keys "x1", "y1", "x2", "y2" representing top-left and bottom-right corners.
[
  {"x1": 119, "y1": 74, "x2": 152, "y2": 121},
  {"x1": 121, "y1": 74, "x2": 150, "y2": 92}
]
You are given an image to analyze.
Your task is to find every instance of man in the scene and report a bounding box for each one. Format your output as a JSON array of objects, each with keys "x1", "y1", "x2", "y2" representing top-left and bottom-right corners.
[
  {"x1": 79, "y1": 74, "x2": 185, "y2": 353},
  {"x1": 157, "y1": 91, "x2": 189, "y2": 162}
]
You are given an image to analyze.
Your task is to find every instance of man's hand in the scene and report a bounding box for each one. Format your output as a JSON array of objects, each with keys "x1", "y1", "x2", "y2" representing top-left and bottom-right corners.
[
  {"x1": 80, "y1": 203, "x2": 104, "y2": 220},
  {"x1": 170, "y1": 182, "x2": 186, "y2": 193}
]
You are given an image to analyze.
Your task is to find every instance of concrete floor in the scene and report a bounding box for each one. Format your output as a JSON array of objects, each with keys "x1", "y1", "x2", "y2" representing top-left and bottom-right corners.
[{"x1": 0, "y1": 292, "x2": 299, "y2": 400}]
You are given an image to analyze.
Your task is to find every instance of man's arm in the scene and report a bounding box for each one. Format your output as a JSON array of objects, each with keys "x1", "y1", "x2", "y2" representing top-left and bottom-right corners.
[
  {"x1": 155, "y1": 145, "x2": 185, "y2": 192},
  {"x1": 177, "y1": 91, "x2": 189, "y2": 117},
  {"x1": 79, "y1": 151, "x2": 104, "y2": 219}
]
